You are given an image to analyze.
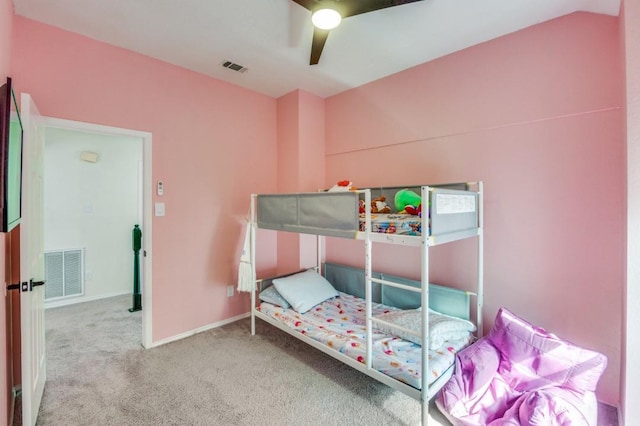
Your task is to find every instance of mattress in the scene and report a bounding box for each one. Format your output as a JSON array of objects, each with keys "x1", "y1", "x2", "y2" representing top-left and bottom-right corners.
[
  {"x1": 258, "y1": 292, "x2": 472, "y2": 389},
  {"x1": 359, "y1": 214, "x2": 422, "y2": 236}
]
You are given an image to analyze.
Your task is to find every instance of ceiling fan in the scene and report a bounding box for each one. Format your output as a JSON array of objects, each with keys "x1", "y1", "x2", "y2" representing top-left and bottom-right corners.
[{"x1": 292, "y1": 0, "x2": 424, "y2": 65}]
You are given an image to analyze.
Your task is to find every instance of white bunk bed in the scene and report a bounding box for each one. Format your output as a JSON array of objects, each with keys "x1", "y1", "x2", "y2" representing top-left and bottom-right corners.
[{"x1": 249, "y1": 182, "x2": 483, "y2": 425}]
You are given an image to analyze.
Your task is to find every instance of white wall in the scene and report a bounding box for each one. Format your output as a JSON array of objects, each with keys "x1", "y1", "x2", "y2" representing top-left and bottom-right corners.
[{"x1": 43, "y1": 127, "x2": 142, "y2": 305}]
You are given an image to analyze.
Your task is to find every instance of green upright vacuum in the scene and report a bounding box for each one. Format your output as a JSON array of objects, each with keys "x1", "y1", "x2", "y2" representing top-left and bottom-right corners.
[{"x1": 129, "y1": 224, "x2": 143, "y2": 312}]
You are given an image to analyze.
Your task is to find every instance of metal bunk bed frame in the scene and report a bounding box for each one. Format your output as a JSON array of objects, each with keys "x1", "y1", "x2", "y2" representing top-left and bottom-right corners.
[{"x1": 249, "y1": 182, "x2": 483, "y2": 425}]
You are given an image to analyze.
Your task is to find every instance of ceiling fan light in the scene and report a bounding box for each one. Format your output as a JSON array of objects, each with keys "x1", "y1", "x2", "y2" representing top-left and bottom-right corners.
[{"x1": 312, "y1": 8, "x2": 342, "y2": 30}]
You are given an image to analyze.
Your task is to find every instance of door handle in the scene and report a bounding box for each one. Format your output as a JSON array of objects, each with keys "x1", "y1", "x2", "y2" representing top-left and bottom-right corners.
[
  {"x1": 30, "y1": 279, "x2": 46, "y2": 291},
  {"x1": 6, "y1": 282, "x2": 30, "y2": 292},
  {"x1": 6, "y1": 280, "x2": 46, "y2": 292}
]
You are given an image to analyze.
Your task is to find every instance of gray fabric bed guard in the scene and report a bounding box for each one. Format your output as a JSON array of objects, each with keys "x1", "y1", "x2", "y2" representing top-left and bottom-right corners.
[
  {"x1": 323, "y1": 262, "x2": 471, "y2": 321},
  {"x1": 257, "y1": 192, "x2": 360, "y2": 238},
  {"x1": 256, "y1": 183, "x2": 479, "y2": 242}
]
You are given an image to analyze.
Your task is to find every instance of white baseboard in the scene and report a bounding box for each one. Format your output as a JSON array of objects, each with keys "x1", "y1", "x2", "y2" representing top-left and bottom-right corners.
[
  {"x1": 45, "y1": 291, "x2": 131, "y2": 309},
  {"x1": 148, "y1": 312, "x2": 250, "y2": 348}
]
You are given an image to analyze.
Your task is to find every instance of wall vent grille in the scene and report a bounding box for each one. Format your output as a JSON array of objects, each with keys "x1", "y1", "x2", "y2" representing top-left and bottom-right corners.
[
  {"x1": 221, "y1": 60, "x2": 248, "y2": 73},
  {"x1": 45, "y1": 249, "x2": 84, "y2": 300}
]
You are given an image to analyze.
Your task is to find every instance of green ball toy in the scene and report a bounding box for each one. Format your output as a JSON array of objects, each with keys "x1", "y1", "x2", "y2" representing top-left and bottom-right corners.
[{"x1": 394, "y1": 189, "x2": 422, "y2": 212}]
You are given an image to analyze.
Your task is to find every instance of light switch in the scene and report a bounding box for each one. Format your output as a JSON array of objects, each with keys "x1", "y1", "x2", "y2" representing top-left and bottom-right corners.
[{"x1": 154, "y1": 202, "x2": 165, "y2": 217}]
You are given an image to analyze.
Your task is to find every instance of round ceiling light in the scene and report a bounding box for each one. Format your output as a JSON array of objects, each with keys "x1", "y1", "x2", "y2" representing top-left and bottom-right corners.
[{"x1": 311, "y1": 8, "x2": 342, "y2": 30}]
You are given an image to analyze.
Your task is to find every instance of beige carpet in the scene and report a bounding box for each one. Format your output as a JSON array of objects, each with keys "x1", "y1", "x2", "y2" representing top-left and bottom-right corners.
[
  {"x1": 37, "y1": 295, "x2": 451, "y2": 426},
  {"x1": 36, "y1": 295, "x2": 618, "y2": 426}
]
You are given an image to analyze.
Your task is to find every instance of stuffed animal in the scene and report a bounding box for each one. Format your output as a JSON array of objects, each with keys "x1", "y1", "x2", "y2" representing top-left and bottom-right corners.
[
  {"x1": 395, "y1": 189, "x2": 422, "y2": 214},
  {"x1": 328, "y1": 180, "x2": 357, "y2": 192},
  {"x1": 359, "y1": 197, "x2": 390, "y2": 214},
  {"x1": 405, "y1": 204, "x2": 422, "y2": 216},
  {"x1": 372, "y1": 196, "x2": 391, "y2": 214}
]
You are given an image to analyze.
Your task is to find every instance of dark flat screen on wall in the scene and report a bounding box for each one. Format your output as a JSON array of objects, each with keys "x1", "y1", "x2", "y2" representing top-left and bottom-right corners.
[{"x1": 0, "y1": 77, "x2": 23, "y2": 233}]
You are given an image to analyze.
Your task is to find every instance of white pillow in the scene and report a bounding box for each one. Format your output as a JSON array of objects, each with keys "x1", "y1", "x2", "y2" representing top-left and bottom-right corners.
[
  {"x1": 272, "y1": 270, "x2": 339, "y2": 313},
  {"x1": 374, "y1": 308, "x2": 476, "y2": 348},
  {"x1": 259, "y1": 285, "x2": 291, "y2": 309}
]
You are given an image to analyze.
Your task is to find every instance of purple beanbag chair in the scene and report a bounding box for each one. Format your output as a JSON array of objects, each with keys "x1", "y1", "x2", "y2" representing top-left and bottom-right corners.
[{"x1": 436, "y1": 307, "x2": 607, "y2": 426}]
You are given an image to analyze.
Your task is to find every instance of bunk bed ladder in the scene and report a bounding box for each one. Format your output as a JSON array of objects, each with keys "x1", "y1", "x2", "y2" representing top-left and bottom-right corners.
[
  {"x1": 363, "y1": 189, "x2": 374, "y2": 372},
  {"x1": 316, "y1": 231, "x2": 323, "y2": 276},
  {"x1": 421, "y1": 186, "x2": 431, "y2": 426},
  {"x1": 364, "y1": 186, "x2": 434, "y2": 425}
]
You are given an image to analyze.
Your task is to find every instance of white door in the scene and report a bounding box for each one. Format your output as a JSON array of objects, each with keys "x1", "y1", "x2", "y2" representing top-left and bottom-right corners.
[{"x1": 20, "y1": 93, "x2": 46, "y2": 426}]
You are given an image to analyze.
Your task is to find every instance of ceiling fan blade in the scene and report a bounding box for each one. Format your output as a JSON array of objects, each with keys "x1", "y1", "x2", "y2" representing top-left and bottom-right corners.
[
  {"x1": 342, "y1": 0, "x2": 424, "y2": 18},
  {"x1": 294, "y1": 0, "x2": 424, "y2": 65},
  {"x1": 310, "y1": 28, "x2": 330, "y2": 65},
  {"x1": 290, "y1": 0, "x2": 315, "y2": 11}
]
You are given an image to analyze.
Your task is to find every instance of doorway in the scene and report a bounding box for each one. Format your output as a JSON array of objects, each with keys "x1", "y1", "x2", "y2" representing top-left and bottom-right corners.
[
  {"x1": 8, "y1": 100, "x2": 154, "y2": 424},
  {"x1": 40, "y1": 117, "x2": 152, "y2": 347}
]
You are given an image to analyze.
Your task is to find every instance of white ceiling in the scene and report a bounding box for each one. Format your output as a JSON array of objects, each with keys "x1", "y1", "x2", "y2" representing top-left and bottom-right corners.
[{"x1": 13, "y1": 0, "x2": 620, "y2": 99}]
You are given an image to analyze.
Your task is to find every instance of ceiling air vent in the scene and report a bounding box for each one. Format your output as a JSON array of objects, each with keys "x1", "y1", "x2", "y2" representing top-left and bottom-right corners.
[{"x1": 221, "y1": 60, "x2": 248, "y2": 73}]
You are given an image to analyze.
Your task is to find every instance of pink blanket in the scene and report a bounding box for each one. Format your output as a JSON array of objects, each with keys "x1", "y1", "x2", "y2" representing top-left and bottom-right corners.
[{"x1": 436, "y1": 307, "x2": 607, "y2": 425}]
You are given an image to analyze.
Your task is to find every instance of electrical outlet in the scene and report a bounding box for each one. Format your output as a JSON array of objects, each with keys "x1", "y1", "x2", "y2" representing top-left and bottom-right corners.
[{"x1": 227, "y1": 285, "x2": 234, "y2": 297}]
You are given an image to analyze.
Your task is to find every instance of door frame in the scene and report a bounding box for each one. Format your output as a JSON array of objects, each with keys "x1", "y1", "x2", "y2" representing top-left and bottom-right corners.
[{"x1": 41, "y1": 117, "x2": 153, "y2": 348}]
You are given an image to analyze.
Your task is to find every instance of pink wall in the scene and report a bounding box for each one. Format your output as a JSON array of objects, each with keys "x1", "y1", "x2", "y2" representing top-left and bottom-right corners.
[
  {"x1": 0, "y1": 0, "x2": 12, "y2": 421},
  {"x1": 11, "y1": 17, "x2": 279, "y2": 341},
  {"x1": 324, "y1": 12, "x2": 623, "y2": 405},
  {"x1": 276, "y1": 91, "x2": 302, "y2": 274},
  {"x1": 297, "y1": 90, "x2": 326, "y2": 192},
  {"x1": 297, "y1": 91, "x2": 326, "y2": 269},
  {"x1": 276, "y1": 90, "x2": 326, "y2": 274},
  {"x1": 0, "y1": 0, "x2": 10, "y2": 75}
]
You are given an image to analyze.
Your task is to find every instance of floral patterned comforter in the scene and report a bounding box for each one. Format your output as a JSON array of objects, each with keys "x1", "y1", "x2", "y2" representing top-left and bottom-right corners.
[{"x1": 258, "y1": 292, "x2": 472, "y2": 389}]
